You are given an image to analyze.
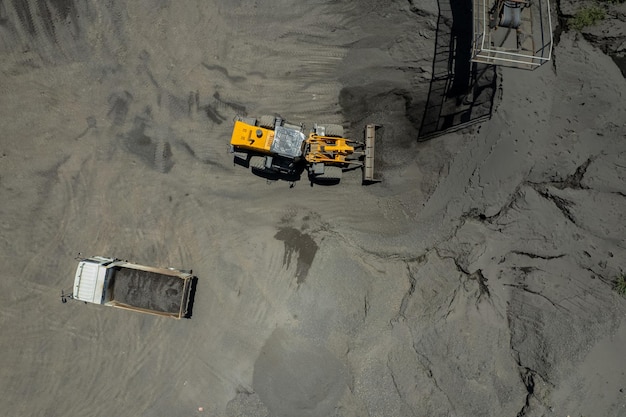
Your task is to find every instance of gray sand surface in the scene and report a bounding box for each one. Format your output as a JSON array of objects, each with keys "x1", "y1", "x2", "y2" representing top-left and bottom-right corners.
[{"x1": 0, "y1": 1, "x2": 625, "y2": 416}]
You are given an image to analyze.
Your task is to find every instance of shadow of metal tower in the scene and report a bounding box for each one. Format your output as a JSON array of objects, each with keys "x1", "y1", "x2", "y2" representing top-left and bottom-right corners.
[{"x1": 418, "y1": 0, "x2": 498, "y2": 141}]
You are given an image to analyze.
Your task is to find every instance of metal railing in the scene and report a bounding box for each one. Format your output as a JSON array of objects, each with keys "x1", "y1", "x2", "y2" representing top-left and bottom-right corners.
[{"x1": 471, "y1": 0, "x2": 552, "y2": 69}]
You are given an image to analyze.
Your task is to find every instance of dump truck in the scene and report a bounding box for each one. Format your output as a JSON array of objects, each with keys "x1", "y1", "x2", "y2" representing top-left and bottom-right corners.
[
  {"x1": 64, "y1": 256, "x2": 195, "y2": 319},
  {"x1": 229, "y1": 114, "x2": 381, "y2": 185}
]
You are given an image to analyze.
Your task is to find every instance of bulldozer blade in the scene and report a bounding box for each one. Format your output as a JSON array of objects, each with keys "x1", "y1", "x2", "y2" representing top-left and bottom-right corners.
[{"x1": 363, "y1": 124, "x2": 382, "y2": 184}]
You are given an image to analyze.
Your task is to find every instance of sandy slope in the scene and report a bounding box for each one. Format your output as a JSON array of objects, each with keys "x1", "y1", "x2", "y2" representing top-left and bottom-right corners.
[{"x1": 0, "y1": 1, "x2": 625, "y2": 416}]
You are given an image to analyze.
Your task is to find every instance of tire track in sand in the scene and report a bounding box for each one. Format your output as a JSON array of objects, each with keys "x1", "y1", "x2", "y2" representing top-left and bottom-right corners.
[{"x1": 214, "y1": 1, "x2": 363, "y2": 120}]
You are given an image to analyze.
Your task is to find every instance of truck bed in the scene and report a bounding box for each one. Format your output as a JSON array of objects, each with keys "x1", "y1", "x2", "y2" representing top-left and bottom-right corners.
[{"x1": 109, "y1": 266, "x2": 189, "y2": 317}]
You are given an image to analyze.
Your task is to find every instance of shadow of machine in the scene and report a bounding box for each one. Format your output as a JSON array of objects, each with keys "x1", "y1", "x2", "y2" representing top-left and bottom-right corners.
[
  {"x1": 184, "y1": 277, "x2": 198, "y2": 319},
  {"x1": 419, "y1": 0, "x2": 552, "y2": 140}
]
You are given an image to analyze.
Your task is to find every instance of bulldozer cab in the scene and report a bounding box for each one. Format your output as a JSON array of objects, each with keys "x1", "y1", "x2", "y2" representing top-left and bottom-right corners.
[{"x1": 270, "y1": 126, "x2": 307, "y2": 158}]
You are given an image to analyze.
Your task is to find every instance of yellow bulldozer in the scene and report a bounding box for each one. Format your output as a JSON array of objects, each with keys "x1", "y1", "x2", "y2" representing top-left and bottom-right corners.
[{"x1": 229, "y1": 115, "x2": 381, "y2": 185}]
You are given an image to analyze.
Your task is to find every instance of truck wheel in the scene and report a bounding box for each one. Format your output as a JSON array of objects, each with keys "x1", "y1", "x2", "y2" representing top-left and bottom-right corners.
[
  {"x1": 258, "y1": 115, "x2": 276, "y2": 129},
  {"x1": 314, "y1": 165, "x2": 342, "y2": 185},
  {"x1": 238, "y1": 116, "x2": 257, "y2": 126},
  {"x1": 324, "y1": 124, "x2": 344, "y2": 138},
  {"x1": 249, "y1": 156, "x2": 266, "y2": 172},
  {"x1": 233, "y1": 151, "x2": 248, "y2": 167}
]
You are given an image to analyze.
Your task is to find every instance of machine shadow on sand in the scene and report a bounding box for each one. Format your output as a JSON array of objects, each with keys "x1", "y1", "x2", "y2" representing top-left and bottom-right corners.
[
  {"x1": 233, "y1": 156, "x2": 344, "y2": 187},
  {"x1": 184, "y1": 277, "x2": 199, "y2": 319},
  {"x1": 233, "y1": 154, "x2": 303, "y2": 184},
  {"x1": 418, "y1": 0, "x2": 498, "y2": 140}
]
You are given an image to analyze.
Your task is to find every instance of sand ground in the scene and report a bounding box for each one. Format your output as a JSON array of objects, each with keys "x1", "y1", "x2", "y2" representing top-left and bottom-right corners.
[{"x1": 0, "y1": 1, "x2": 625, "y2": 416}]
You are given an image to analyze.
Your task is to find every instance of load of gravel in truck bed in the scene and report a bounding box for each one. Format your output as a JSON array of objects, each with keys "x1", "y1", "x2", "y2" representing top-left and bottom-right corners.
[{"x1": 109, "y1": 267, "x2": 185, "y2": 315}]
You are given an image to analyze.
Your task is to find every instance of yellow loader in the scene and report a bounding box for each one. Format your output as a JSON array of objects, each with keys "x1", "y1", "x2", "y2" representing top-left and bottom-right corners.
[{"x1": 229, "y1": 114, "x2": 381, "y2": 185}]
